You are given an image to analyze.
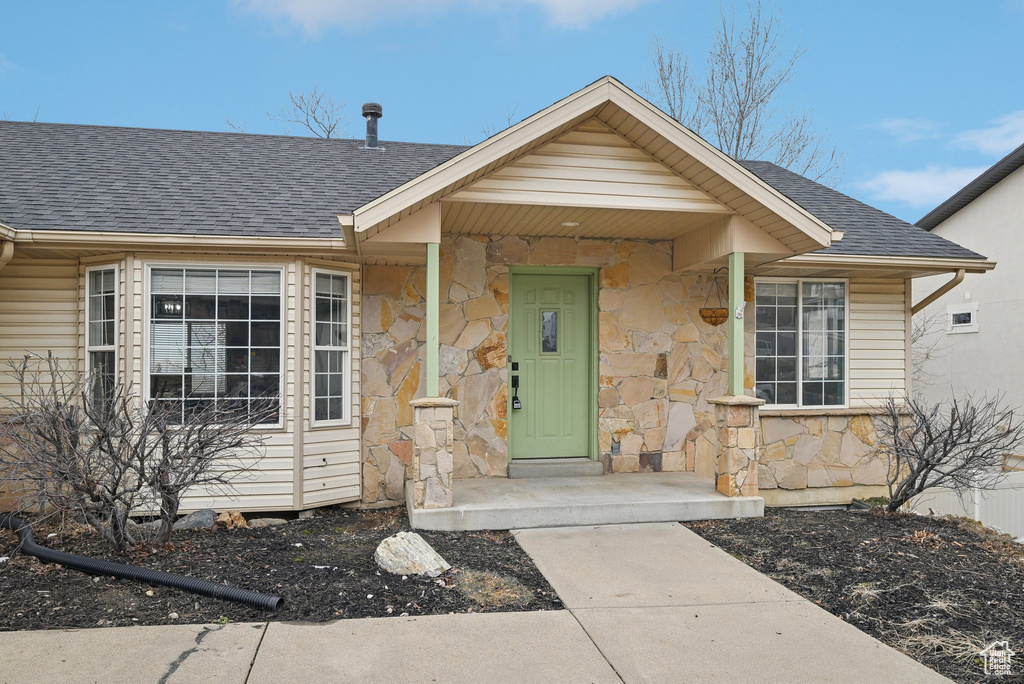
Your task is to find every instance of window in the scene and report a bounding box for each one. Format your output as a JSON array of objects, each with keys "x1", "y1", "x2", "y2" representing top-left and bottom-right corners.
[
  {"x1": 541, "y1": 311, "x2": 558, "y2": 353},
  {"x1": 755, "y1": 280, "x2": 847, "y2": 407},
  {"x1": 946, "y1": 303, "x2": 979, "y2": 334},
  {"x1": 148, "y1": 267, "x2": 282, "y2": 424},
  {"x1": 314, "y1": 271, "x2": 350, "y2": 423},
  {"x1": 86, "y1": 267, "x2": 117, "y2": 409}
]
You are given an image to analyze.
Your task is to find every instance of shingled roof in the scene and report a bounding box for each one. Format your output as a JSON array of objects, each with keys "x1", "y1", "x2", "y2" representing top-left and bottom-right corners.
[
  {"x1": 0, "y1": 120, "x2": 986, "y2": 261},
  {"x1": 915, "y1": 140, "x2": 1024, "y2": 231},
  {"x1": 0, "y1": 121, "x2": 465, "y2": 238},
  {"x1": 738, "y1": 161, "x2": 985, "y2": 260}
]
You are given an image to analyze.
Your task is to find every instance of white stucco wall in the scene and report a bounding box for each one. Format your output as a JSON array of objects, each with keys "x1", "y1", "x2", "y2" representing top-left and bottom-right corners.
[{"x1": 914, "y1": 164, "x2": 1024, "y2": 407}]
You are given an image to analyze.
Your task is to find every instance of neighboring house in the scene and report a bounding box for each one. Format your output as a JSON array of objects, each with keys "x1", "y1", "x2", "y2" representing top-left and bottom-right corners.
[
  {"x1": 915, "y1": 141, "x2": 1024, "y2": 406},
  {"x1": 0, "y1": 77, "x2": 993, "y2": 526},
  {"x1": 912, "y1": 141, "x2": 1024, "y2": 540}
]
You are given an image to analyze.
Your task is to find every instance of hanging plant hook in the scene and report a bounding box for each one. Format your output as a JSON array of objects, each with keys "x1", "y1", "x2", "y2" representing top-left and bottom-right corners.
[{"x1": 699, "y1": 268, "x2": 729, "y2": 326}]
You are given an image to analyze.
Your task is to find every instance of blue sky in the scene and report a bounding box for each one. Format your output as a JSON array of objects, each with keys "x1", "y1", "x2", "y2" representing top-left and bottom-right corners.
[{"x1": 2, "y1": 0, "x2": 1023, "y2": 222}]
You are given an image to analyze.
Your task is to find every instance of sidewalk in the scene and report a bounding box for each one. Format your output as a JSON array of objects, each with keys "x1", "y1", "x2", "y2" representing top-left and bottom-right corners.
[{"x1": 0, "y1": 522, "x2": 950, "y2": 683}]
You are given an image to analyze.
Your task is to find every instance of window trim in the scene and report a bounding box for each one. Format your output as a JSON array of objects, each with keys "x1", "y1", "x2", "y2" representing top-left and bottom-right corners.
[
  {"x1": 946, "y1": 302, "x2": 979, "y2": 334},
  {"x1": 142, "y1": 262, "x2": 286, "y2": 430},
  {"x1": 754, "y1": 277, "x2": 850, "y2": 410},
  {"x1": 311, "y1": 267, "x2": 353, "y2": 428},
  {"x1": 85, "y1": 263, "x2": 119, "y2": 392}
]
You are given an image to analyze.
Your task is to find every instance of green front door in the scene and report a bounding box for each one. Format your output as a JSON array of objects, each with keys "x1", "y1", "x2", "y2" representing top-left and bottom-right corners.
[{"x1": 509, "y1": 272, "x2": 592, "y2": 459}]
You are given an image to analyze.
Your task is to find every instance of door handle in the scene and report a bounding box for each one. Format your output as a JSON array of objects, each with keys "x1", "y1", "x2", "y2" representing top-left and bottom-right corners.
[{"x1": 511, "y1": 368, "x2": 522, "y2": 410}]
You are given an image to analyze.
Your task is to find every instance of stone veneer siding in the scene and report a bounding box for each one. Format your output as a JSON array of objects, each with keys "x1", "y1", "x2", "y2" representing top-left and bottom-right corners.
[
  {"x1": 757, "y1": 413, "x2": 889, "y2": 491},
  {"x1": 360, "y1": 234, "x2": 740, "y2": 504}
]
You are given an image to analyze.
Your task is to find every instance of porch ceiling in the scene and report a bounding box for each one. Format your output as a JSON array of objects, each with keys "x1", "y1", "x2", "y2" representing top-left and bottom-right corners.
[{"x1": 441, "y1": 202, "x2": 728, "y2": 241}]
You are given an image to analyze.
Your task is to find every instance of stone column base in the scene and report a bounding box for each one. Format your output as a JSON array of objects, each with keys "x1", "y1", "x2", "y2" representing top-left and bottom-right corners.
[
  {"x1": 409, "y1": 397, "x2": 459, "y2": 509},
  {"x1": 708, "y1": 395, "x2": 764, "y2": 497}
]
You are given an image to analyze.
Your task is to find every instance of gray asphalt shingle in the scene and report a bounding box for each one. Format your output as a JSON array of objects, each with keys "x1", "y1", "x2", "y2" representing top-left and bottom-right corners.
[
  {"x1": 0, "y1": 121, "x2": 986, "y2": 261},
  {"x1": 0, "y1": 121, "x2": 465, "y2": 238},
  {"x1": 738, "y1": 160, "x2": 985, "y2": 260}
]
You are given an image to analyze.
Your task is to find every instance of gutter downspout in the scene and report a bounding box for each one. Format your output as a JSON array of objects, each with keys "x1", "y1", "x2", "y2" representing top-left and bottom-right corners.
[
  {"x1": 0, "y1": 240, "x2": 13, "y2": 271},
  {"x1": 911, "y1": 268, "x2": 966, "y2": 315}
]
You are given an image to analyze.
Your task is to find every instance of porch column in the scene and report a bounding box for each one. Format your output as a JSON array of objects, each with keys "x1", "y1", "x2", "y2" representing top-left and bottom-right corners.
[
  {"x1": 425, "y1": 241, "x2": 440, "y2": 397},
  {"x1": 727, "y1": 251, "x2": 745, "y2": 396},
  {"x1": 409, "y1": 397, "x2": 458, "y2": 509}
]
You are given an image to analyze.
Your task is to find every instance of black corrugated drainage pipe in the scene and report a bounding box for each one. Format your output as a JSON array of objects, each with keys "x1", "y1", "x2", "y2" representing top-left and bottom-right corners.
[{"x1": 1, "y1": 513, "x2": 283, "y2": 612}]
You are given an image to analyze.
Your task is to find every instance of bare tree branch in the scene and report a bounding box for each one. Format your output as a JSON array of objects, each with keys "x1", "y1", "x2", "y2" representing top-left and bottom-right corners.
[
  {"x1": 648, "y1": 0, "x2": 843, "y2": 185},
  {"x1": 911, "y1": 311, "x2": 949, "y2": 390},
  {"x1": 475, "y1": 102, "x2": 521, "y2": 142},
  {"x1": 0, "y1": 353, "x2": 271, "y2": 550},
  {"x1": 878, "y1": 394, "x2": 1024, "y2": 513},
  {"x1": 225, "y1": 117, "x2": 249, "y2": 134},
  {"x1": 269, "y1": 87, "x2": 347, "y2": 139}
]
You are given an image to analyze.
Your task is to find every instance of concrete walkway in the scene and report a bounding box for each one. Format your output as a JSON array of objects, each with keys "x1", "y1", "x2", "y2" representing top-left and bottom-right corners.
[
  {"x1": 0, "y1": 522, "x2": 951, "y2": 683},
  {"x1": 514, "y1": 523, "x2": 950, "y2": 683}
]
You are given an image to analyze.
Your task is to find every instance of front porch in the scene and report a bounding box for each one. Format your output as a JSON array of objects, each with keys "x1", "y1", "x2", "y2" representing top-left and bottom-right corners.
[{"x1": 406, "y1": 471, "x2": 763, "y2": 531}]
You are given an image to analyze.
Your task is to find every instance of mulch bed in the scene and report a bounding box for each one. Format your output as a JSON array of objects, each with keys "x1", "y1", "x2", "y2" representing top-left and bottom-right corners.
[
  {"x1": 0, "y1": 507, "x2": 561, "y2": 631},
  {"x1": 685, "y1": 508, "x2": 1024, "y2": 684}
]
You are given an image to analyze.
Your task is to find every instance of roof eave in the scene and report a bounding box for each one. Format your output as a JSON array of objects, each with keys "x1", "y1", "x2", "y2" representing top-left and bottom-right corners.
[
  {"x1": 916, "y1": 140, "x2": 1024, "y2": 230},
  {"x1": 774, "y1": 253, "x2": 996, "y2": 274}
]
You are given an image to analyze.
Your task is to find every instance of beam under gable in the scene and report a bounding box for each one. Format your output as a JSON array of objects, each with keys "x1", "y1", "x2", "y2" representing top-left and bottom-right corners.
[{"x1": 673, "y1": 215, "x2": 793, "y2": 271}]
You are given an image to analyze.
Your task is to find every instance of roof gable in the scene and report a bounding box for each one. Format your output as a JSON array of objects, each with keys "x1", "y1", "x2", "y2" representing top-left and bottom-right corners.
[{"x1": 354, "y1": 77, "x2": 834, "y2": 254}]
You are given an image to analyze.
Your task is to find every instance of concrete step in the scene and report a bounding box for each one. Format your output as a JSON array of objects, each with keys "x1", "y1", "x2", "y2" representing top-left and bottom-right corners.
[
  {"x1": 508, "y1": 458, "x2": 605, "y2": 479},
  {"x1": 407, "y1": 472, "x2": 764, "y2": 531}
]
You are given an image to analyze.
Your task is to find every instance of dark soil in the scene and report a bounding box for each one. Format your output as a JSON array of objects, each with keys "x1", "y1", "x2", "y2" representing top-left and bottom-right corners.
[
  {"x1": 685, "y1": 508, "x2": 1024, "y2": 684},
  {"x1": 0, "y1": 507, "x2": 561, "y2": 631}
]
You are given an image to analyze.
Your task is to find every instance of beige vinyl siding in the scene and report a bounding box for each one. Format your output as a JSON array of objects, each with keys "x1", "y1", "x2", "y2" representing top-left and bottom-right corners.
[
  {"x1": 0, "y1": 258, "x2": 79, "y2": 400},
  {"x1": 849, "y1": 278, "x2": 908, "y2": 407},
  {"x1": 300, "y1": 260, "x2": 362, "y2": 507},
  {"x1": 120, "y1": 253, "x2": 362, "y2": 513},
  {"x1": 448, "y1": 120, "x2": 729, "y2": 217}
]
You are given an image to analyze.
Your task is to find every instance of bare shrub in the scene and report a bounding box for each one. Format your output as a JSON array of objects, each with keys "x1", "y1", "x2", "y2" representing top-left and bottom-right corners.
[
  {"x1": 878, "y1": 394, "x2": 1024, "y2": 513},
  {"x1": 0, "y1": 353, "x2": 272, "y2": 550}
]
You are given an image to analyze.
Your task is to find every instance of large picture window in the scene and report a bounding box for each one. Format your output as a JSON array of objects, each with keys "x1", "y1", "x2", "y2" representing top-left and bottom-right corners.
[
  {"x1": 313, "y1": 270, "x2": 350, "y2": 423},
  {"x1": 86, "y1": 267, "x2": 117, "y2": 408},
  {"x1": 755, "y1": 280, "x2": 846, "y2": 407},
  {"x1": 148, "y1": 267, "x2": 282, "y2": 424}
]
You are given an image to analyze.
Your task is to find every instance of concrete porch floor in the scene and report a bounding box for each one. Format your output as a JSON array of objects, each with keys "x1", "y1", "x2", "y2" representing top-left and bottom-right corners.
[{"x1": 406, "y1": 471, "x2": 764, "y2": 531}]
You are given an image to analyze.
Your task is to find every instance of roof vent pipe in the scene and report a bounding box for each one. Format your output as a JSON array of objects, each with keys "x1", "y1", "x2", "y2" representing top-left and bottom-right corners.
[{"x1": 362, "y1": 102, "x2": 383, "y2": 149}]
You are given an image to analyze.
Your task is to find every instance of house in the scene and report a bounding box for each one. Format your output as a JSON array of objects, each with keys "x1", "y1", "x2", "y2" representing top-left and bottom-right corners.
[
  {"x1": 0, "y1": 77, "x2": 993, "y2": 528},
  {"x1": 912, "y1": 140, "x2": 1024, "y2": 540},
  {"x1": 915, "y1": 141, "x2": 1024, "y2": 406}
]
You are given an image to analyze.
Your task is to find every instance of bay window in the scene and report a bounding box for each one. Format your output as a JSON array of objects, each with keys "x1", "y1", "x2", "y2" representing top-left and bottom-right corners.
[
  {"x1": 148, "y1": 267, "x2": 282, "y2": 424},
  {"x1": 313, "y1": 270, "x2": 350, "y2": 423},
  {"x1": 755, "y1": 280, "x2": 847, "y2": 407},
  {"x1": 86, "y1": 266, "x2": 117, "y2": 408}
]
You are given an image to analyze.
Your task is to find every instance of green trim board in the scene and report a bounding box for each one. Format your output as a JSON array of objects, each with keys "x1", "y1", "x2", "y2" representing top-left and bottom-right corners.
[
  {"x1": 425, "y1": 242, "x2": 439, "y2": 397},
  {"x1": 728, "y1": 251, "x2": 744, "y2": 395},
  {"x1": 507, "y1": 266, "x2": 599, "y2": 462}
]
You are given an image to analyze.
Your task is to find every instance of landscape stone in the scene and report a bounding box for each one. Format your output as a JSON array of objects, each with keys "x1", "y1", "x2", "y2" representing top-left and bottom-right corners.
[
  {"x1": 173, "y1": 509, "x2": 217, "y2": 531},
  {"x1": 214, "y1": 510, "x2": 248, "y2": 530},
  {"x1": 374, "y1": 531, "x2": 451, "y2": 578},
  {"x1": 248, "y1": 517, "x2": 288, "y2": 529}
]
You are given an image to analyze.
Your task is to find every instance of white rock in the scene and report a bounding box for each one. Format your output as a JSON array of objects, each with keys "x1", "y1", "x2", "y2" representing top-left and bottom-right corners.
[{"x1": 374, "y1": 531, "x2": 451, "y2": 578}]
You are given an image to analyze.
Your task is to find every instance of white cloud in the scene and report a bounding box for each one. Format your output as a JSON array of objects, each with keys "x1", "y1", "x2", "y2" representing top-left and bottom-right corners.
[
  {"x1": 0, "y1": 54, "x2": 15, "y2": 77},
  {"x1": 857, "y1": 165, "x2": 989, "y2": 208},
  {"x1": 953, "y1": 110, "x2": 1024, "y2": 156},
  {"x1": 872, "y1": 117, "x2": 942, "y2": 144},
  {"x1": 233, "y1": 0, "x2": 645, "y2": 34}
]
